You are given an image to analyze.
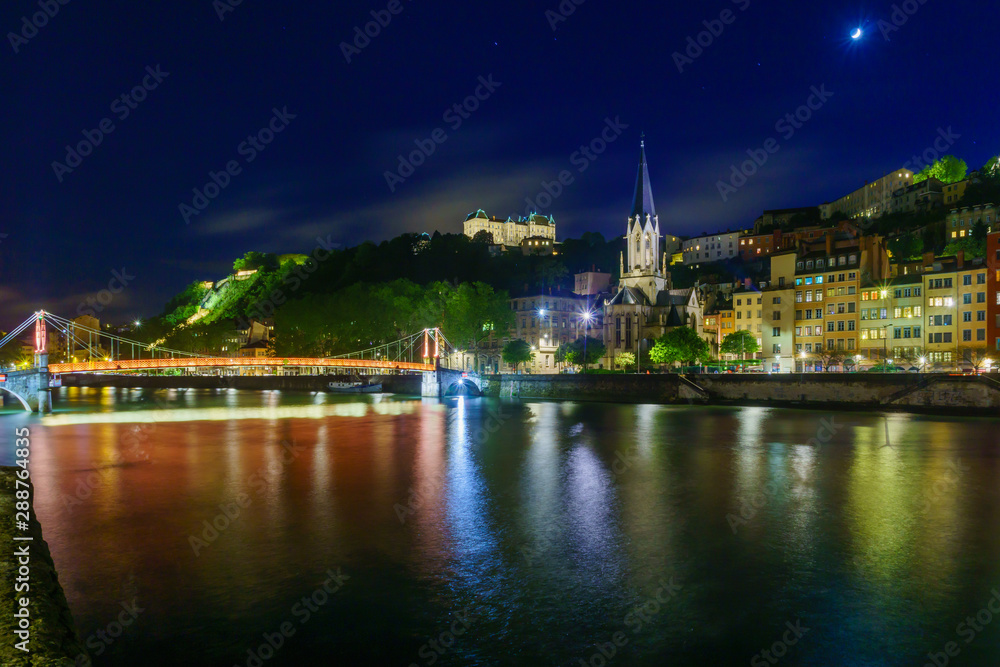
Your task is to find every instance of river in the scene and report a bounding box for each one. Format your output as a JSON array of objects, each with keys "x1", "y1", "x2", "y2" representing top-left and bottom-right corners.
[{"x1": 3, "y1": 387, "x2": 1000, "y2": 666}]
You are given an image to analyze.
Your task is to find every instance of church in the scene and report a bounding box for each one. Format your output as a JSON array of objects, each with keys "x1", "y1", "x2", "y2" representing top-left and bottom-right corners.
[{"x1": 602, "y1": 141, "x2": 706, "y2": 368}]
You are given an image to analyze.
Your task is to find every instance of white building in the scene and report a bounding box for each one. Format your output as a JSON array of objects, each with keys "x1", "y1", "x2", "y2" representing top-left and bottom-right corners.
[
  {"x1": 681, "y1": 230, "x2": 743, "y2": 266},
  {"x1": 463, "y1": 210, "x2": 556, "y2": 247}
]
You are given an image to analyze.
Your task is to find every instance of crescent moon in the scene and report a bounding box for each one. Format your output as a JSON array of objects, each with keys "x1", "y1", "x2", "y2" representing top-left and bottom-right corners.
[{"x1": 851, "y1": 28, "x2": 862, "y2": 39}]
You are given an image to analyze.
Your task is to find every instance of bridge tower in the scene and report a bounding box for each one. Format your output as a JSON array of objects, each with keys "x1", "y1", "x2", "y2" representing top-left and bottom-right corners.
[{"x1": 33, "y1": 312, "x2": 51, "y2": 413}]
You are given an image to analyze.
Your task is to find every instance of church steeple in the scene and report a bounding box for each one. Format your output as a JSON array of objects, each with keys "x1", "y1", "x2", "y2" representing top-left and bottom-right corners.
[{"x1": 630, "y1": 136, "x2": 656, "y2": 221}]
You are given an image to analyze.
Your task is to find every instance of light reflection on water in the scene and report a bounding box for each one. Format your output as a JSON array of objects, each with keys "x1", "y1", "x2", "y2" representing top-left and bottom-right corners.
[{"x1": 1, "y1": 387, "x2": 999, "y2": 666}]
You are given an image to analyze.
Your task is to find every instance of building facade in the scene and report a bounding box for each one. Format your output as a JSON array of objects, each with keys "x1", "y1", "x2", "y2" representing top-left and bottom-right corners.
[
  {"x1": 820, "y1": 169, "x2": 914, "y2": 220},
  {"x1": 463, "y1": 210, "x2": 556, "y2": 247},
  {"x1": 603, "y1": 141, "x2": 706, "y2": 368}
]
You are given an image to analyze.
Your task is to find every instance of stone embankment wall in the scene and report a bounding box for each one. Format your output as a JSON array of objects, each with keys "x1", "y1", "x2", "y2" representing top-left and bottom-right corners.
[
  {"x1": 0, "y1": 468, "x2": 88, "y2": 665},
  {"x1": 480, "y1": 373, "x2": 1000, "y2": 415}
]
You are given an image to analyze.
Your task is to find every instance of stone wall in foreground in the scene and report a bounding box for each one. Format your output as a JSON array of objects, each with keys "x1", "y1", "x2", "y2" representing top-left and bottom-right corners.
[{"x1": 0, "y1": 468, "x2": 88, "y2": 666}]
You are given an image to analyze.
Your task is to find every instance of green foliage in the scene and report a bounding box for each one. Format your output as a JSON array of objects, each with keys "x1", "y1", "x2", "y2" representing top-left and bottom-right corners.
[
  {"x1": 561, "y1": 336, "x2": 605, "y2": 367},
  {"x1": 160, "y1": 281, "x2": 210, "y2": 326},
  {"x1": 502, "y1": 339, "x2": 533, "y2": 371},
  {"x1": 650, "y1": 326, "x2": 710, "y2": 365},
  {"x1": 614, "y1": 351, "x2": 636, "y2": 371},
  {"x1": 943, "y1": 235, "x2": 986, "y2": 260},
  {"x1": 233, "y1": 252, "x2": 279, "y2": 272},
  {"x1": 887, "y1": 235, "x2": 924, "y2": 261},
  {"x1": 720, "y1": 329, "x2": 760, "y2": 359},
  {"x1": 471, "y1": 230, "x2": 494, "y2": 245},
  {"x1": 913, "y1": 155, "x2": 967, "y2": 185}
]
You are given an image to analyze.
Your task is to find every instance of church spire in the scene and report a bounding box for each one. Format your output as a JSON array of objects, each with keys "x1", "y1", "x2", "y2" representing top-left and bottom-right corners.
[{"x1": 630, "y1": 137, "x2": 656, "y2": 221}]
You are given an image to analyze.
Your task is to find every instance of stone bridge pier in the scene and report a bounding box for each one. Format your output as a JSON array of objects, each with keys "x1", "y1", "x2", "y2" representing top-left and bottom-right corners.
[
  {"x1": 1, "y1": 354, "x2": 51, "y2": 413},
  {"x1": 422, "y1": 367, "x2": 483, "y2": 397}
]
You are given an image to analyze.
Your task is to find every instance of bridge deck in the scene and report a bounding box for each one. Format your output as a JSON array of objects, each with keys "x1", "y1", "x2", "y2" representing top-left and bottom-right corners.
[{"x1": 49, "y1": 358, "x2": 436, "y2": 374}]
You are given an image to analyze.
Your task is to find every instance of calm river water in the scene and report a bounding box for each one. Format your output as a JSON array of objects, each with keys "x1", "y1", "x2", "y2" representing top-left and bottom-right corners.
[{"x1": 3, "y1": 387, "x2": 1000, "y2": 666}]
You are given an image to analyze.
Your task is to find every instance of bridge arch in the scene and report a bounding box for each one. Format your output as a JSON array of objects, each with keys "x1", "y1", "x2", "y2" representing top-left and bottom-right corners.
[
  {"x1": 0, "y1": 386, "x2": 32, "y2": 412},
  {"x1": 443, "y1": 377, "x2": 483, "y2": 397}
]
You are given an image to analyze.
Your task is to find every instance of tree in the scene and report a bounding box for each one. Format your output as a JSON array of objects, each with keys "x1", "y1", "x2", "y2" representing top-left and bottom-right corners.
[
  {"x1": 959, "y1": 346, "x2": 991, "y2": 372},
  {"x1": 887, "y1": 235, "x2": 924, "y2": 261},
  {"x1": 502, "y1": 339, "x2": 533, "y2": 372},
  {"x1": 614, "y1": 351, "x2": 636, "y2": 372},
  {"x1": 815, "y1": 348, "x2": 845, "y2": 372},
  {"x1": 650, "y1": 326, "x2": 710, "y2": 368},
  {"x1": 471, "y1": 230, "x2": 494, "y2": 245},
  {"x1": 720, "y1": 330, "x2": 760, "y2": 362},
  {"x1": 913, "y1": 155, "x2": 968, "y2": 185},
  {"x1": 562, "y1": 336, "x2": 605, "y2": 370},
  {"x1": 233, "y1": 251, "x2": 279, "y2": 273}
]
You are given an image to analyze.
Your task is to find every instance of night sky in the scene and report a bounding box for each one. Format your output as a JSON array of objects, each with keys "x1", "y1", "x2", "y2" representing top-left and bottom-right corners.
[{"x1": 3, "y1": 1, "x2": 997, "y2": 323}]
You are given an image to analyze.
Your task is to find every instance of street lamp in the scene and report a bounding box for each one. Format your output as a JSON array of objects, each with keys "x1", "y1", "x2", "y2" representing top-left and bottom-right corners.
[
  {"x1": 581, "y1": 310, "x2": 593, "y2": 373},
  {"x1": 919, "y1": 356, "x2": 926, "y2": 373},
  {"x1": 800, "y1": 350, "x2": 806, "y2": 378},
  {"x1": 854, "y1": 354, "x2": 862, "y2": 373}
]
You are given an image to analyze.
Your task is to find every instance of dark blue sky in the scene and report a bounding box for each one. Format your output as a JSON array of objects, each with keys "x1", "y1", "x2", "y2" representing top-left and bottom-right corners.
[{"x1": 2, "y1": 0, "x2": 997, "y2": 323}]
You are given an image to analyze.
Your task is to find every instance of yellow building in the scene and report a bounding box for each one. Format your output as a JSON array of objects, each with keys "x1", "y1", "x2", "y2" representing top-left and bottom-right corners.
[
  {"x1": 731, "y1": 289, "x2": 763, "y2": 359},
  {"x1": 922, "y1": 263, "x2": 958, "y2": 368},
  {"x1": 942, "y1": 180, "x2": 968, "y2": 206},
  {"x1": 859, "y1": 275, "x2": 924, "y2": 365},
  {"x1": 947, "y1": 204, "x2": 998, "y2": 239},
  {"x1": 957, "y1": 261, "x2": 989, "y2": 367}
]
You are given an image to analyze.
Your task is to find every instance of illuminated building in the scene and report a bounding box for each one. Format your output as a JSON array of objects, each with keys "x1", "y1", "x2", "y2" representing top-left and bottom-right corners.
[
  {"x1": 602, "y1": 141, "x2": 707, "y2": 368},
  {"x1": 463, "y1": 210, "x2": 556, "y2": 247},
  {"x1": 819, "y1": 169, "x2": 914, "y2": 220}
]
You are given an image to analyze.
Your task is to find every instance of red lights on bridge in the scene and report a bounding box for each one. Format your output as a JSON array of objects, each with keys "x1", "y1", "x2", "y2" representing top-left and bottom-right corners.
[{"x1": 48, "y1": 357, "x2": 437, "y2": 374}]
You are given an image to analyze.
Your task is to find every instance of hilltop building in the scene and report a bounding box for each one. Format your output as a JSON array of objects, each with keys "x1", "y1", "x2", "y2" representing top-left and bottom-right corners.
[{"x1": 463, "y1": 210, "x2": 556, "y2": 247}]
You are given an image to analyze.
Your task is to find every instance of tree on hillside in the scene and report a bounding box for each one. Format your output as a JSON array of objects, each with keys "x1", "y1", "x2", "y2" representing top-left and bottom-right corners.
[
  {"x1": 650, "y1": 326, "x2": 710, "y2": 367},
  {"x1": 983, "y1": 156, "x2": 998, "y2": 176},
  {"x1": 720, "y1": 329, "x2": 760, "y2": 361},
  {"x1": 471, "y1": 230, "x2": 494, "y2": 245},
  {"x1": 502, "y1": 339, "x2": 533, "y2": 372},
  {"x1": 233, "y1": 252, "x2": 279, "y2": 273},
  {"x1": 887, "y1": 235, "x2": 924, "y2": 261},
  {"x1": 913, "y1": 155, "x2": 968, "y2": 185}
]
